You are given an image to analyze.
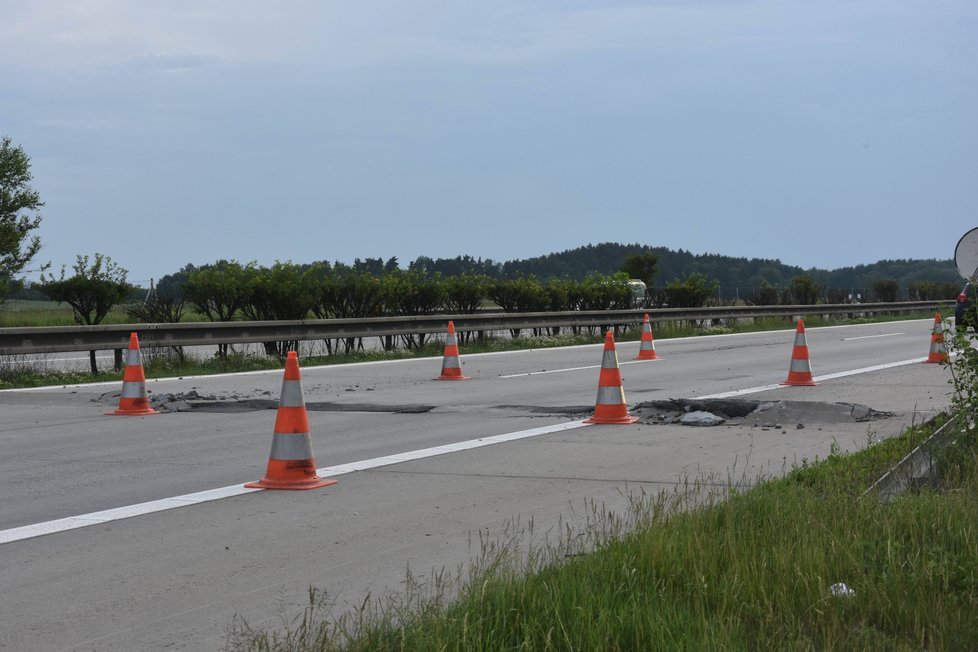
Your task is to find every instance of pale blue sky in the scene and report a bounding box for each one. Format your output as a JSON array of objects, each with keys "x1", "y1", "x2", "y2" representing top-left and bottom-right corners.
[{"x1": 2, "y1": 1, "x2": 975, "y2": 286}]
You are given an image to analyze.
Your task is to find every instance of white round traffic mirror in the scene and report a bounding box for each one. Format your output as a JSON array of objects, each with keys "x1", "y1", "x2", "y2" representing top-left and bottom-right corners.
[{"x1": 954, "y1": 227, "x2": 978, "y2": 280}]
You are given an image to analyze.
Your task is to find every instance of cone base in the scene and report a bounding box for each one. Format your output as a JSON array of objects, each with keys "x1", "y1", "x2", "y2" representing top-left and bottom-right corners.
[
  {"x1": 781, "y1": 378, "x2": 816, "y2": 387},
  {"x1": 245, "y1": 476, "x2": 338, "y2": 491},
  {"x1": 434, "y1": 374, "x2": 471, "y2": 381},
  {"x1": 106, "y1": 408, "x2": 160, "y2": 416},
  {"x1": 923, "y1": 356, "x2": 947, "y2": 364},
  {"x1": 635, "y1": 352, "x2": 659, "y2": 360},
  {"x1": 584, "y1": 414, "x2": 640, "y2": 425}
]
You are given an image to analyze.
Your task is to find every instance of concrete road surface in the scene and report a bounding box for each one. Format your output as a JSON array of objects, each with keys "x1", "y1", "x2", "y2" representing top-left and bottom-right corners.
[{"x1": 0, "y1": 319, "x2": 954, "y2": 650}]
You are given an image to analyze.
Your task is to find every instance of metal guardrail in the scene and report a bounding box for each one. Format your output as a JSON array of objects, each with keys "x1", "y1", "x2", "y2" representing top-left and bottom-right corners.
[
  {"x1": 862, "y1": 413, "x2": 959, "y2": 501},
  {"x1": 0, "y1": 301, "x2": 949, "y2": 355}
]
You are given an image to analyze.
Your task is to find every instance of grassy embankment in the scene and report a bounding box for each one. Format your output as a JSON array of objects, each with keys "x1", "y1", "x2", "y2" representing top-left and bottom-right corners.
[
  {"x1": 0, "y1": 301, "x2": 938, "y2": 389},
  {"x1": 224, "y1": 414, "x2": 977, "y2": 651}
]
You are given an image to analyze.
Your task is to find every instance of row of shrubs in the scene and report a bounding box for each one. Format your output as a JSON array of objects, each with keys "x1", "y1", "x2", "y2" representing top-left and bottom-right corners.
[
  {"x1": 151, "y1": 267, "x2": 959, "y2": 324},
  {"x1": 123, "y1": 264, "x2": 962, "y2": 334},
  {"x1": 741, "y1": 277, "x2": 961, "y2": 305},
  {"x1": 128, "y1": 262, "x2": 659, "y2": 355},
  {"x1": 135, "y1": 262, "x2": 643, "y2": 324}
]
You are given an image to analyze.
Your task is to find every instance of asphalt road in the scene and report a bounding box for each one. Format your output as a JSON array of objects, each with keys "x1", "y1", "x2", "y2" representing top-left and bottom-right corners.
[{"x1": 0, "y1": 319, "x2": 954, "y2": 650}]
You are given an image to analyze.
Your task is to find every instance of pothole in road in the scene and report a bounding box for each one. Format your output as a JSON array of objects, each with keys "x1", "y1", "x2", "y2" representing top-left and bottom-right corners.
[
  {"x1": 497, "y1": 399, "x2": 895, "y2": 428},
  {"x1": 110, "y1": 392, "x2": 893, "y2": 427},
  {"x1": 142, "y1": 391, "x2": 435, "y2": 414},
  {"x1": 634, "y1": 398, "x2": 894, "y2": 428}
]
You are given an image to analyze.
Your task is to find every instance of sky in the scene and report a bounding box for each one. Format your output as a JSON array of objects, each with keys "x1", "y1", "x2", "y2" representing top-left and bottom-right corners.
[{"x1": 2, "y1": 0, "x2": 976, "y2": 287}]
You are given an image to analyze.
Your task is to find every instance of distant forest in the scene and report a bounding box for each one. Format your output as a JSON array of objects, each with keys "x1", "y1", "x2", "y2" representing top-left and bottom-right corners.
[{"x1": 398, "y1": 243, "x2": 959, "y2": 300}]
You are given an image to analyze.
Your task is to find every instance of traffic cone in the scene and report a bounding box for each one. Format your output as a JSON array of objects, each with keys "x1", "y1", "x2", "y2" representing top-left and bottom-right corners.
[
  {"x1": 434, "y1": 321, "x2": 471, "y2": 380},
  {"x1": 924, "y1": 312, "x2": 948, "y2": 364},
  {"x1": 782, "y1": 319, "x2": 816, "y2": 386},
  {"x1": 245, "y1": 351, "x2": 337, "y2": 490},
  {"x1": 585, "y1": 331, "x2": 639, "y2": 424},
  {"x1": 106, "y1": 332, "x2": 159, "y2": 416},
  {"x1": 635, "y1": 313, "x2": 659, "y2": 360}
]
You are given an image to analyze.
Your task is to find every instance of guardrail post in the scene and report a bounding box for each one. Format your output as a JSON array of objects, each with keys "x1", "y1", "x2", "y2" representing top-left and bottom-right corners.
[{"x1": 114, "y1": 348, "x2": 123, "y2": 372}]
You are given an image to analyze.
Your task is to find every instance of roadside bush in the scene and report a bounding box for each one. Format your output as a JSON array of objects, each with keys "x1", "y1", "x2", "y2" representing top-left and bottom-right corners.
[
  {"x1": 37, "y1": 253, "x2": 134, "y2": 373},
  {"x1": 744, "y1": 282, "x2": 789, "y2": 306},
  {"x1": 908, "y1": 281, "x2": 959, "y2": 301},
  {"x1": 789, "y1": 275, "x2": 824, "y2": 305},
  {"x1": 182, "y1": 260, "x2": 253, "y2": 357},
  {"x1": 442, "y1": 272, "x2": 489, "y2": 314},
  {"x1": 577, "y1": 273, "x2": 631, "y2": 311},
  {"x1": 313, "y1": 271, "x2": 384, "y2": 354},
  {"x1": 872, "y1": 279, "x2": 900, "y2": 302},
  {"x1": 127, "y1": 281, "x2": 187, "y2": 360},
  {"x1": 239, "y1": 261, "x2": 318, "y2": 356},
  {"x1": 664, "y1": 272, "x2": 719, "y2": 308},
  {"x1": 441, "y1": 272, "x2": 491, "y2": 344},
  {"x1": 489, "y1": 277, "x2": 547, "y2": 337},
  {"x1": 489, "y1": 277, "x2": 547, "y2": 313},
  {"x1": 382, "y1": 271, "x2": 447, "y2": 349},
  {"x1": 183, "y1": 260, "x2": 251, "y2": 323}
]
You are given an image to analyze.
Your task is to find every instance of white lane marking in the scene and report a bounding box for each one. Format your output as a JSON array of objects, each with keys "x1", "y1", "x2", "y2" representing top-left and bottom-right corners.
[
  {"x1": 0, "y1": 485, "x2": 263, "y2": 545},
  {"x1": 842, "y1": 333, "x2": 904, "y2": 341},
  {"x1": 0, "y1": 420, "x2": 590, "y2": 545},
  {"x1": 696, "y1": 384, "x2": 784, "y2": 400},
  {"x1": 695, "y1": 357, "x2": 929, "y2": 400},
  {"x1": 812, "y1": 357, "x2": 929, "y2": 382},
  {"x1": 500, "y1": 364, "x2": 597, "y2": 378},
  {"x1": 499, "y1": 358, "x2": 657, "y2": 379}
]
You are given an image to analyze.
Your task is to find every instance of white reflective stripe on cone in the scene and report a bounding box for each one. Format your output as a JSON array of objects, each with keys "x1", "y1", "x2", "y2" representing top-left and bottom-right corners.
[
  {"x1": 279, "y1": 380, "x2": 305, "y2": 407},
  {"x1": 596, "y1": 385, "x2": 626, "y2": 405},
  {"x1": 269, "y1": 433, "x2": 315, "y2": 460},
  {"x1": 789, "y1": 358, "x2": 812, "y2": 373},
  {"x1": 441, "y1": 357, "x2": 461, "y2": 369},
  {"x1": 601, "y1": 349, "x2": 619, "y2": 368},
  {"x1": 120, "y1": 382, "x2": 147, "y2": 398},
  {"x1": 126, "y1": 349, "x2": 142, "y2": 366}
]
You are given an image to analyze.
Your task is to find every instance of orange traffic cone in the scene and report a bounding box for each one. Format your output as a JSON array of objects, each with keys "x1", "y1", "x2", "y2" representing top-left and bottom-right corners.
[
  {"x1": 434, "y1": 321, "x2": 470, "y2": 380},
  {"x1": 245, "y1": 351, "x2": 337, "y2": 490},
  {"x1": 924, "y1": 312, "x2": 948, "y2": 363},
  {"x1": 106, "y1": 332, "x2": 159, "y2": 416},
  {"x1": 585, "y1": 331, "x2": 639, "y2": 424},
  {"x1": 635, "y1": 313, "x2": 659, "y2": 360},
  {"x1": 782, "y1": 319, "x2": 816, "y2": 386}
]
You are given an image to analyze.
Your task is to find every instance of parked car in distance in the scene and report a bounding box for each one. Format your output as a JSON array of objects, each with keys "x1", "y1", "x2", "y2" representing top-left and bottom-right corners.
[{"x1": 955, "y1": 282, "x2": 975, "y2": 330}]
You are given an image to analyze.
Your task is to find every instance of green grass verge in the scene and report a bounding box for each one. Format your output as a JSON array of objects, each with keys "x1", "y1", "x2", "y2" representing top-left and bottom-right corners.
[
  {"x1": 0, "y1": 300, "x2": 209, "y2": 327},
  {"x1": 226, "y1": 417, "x2": 978, "y2": 651},
  {"x1": 0, "y1": 312, "x2": 938, "y2": 390}
]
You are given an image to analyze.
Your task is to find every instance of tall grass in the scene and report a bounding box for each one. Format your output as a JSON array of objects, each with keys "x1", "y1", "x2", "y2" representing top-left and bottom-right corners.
[{"x1": 225, "y1": 418, "x2": 978, "y2": 651}]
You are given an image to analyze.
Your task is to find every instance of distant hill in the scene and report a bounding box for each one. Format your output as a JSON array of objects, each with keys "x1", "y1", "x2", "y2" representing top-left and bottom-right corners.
[{"x1": 408, "y1": 243, "x2": 960, "y2": 299}]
